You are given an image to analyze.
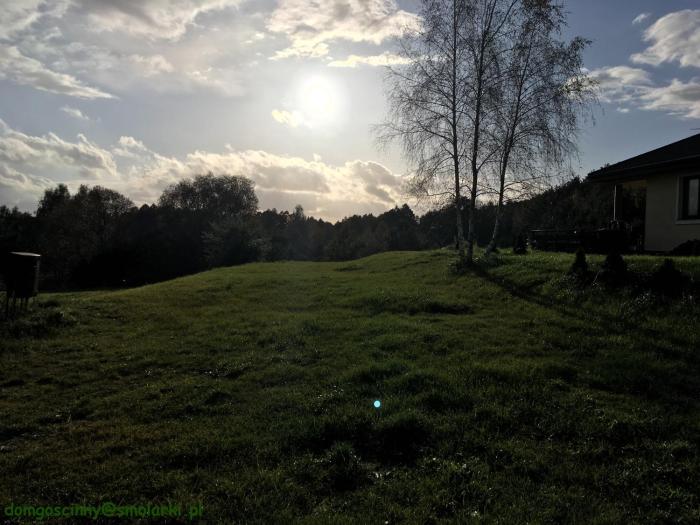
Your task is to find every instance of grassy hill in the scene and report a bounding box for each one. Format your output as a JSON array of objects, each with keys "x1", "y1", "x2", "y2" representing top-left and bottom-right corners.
[{"x1": 1, "y1": 250, "x2": 699, "y2": 523}]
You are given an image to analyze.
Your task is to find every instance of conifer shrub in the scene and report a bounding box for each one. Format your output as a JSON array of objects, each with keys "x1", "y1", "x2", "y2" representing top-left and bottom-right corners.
[
  {"x1": 567, "y1": 248, "x2": 591, "y2": 284},
  {"x1": 649, "y1": 259, "x2": 690, "y2": 299},
  {"x1": 597, "y1": 251, "x2": 628, "y2": 287},
  {"x1": 513, "y1": 232, "x2": 528, "y2": 255}
]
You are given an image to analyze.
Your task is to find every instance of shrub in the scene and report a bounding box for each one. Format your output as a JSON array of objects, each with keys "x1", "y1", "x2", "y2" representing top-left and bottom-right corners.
[
  {"x1": 513, "y1": 232, "x2": 528, "y2": 255},
  {"x1": 567, "y1": 248, "x2": 590, "y2": 284},
  {"x1": 602, "y1": 252, "x2": 627, "y2": 274},
  {"x1": 597, "y1": 251, "x2": 628, "y2": 287},
  {"x1": 569, "y1": 248, "x2": 588, "y2": 273},
  {"x1": 670, "y1": 239, "x2": 700, "y2": 256},
  {"x1": 648, "y1": 259, "x2": 690, "y2": 299}
]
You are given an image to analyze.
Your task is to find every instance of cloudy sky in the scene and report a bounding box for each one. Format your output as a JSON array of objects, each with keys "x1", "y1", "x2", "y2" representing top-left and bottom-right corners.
[{"x1": 1, "y1": 0, "x2": 700, "y2": 220}]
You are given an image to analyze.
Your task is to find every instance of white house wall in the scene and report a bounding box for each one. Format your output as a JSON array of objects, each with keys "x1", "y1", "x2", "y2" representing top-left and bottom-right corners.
[{"x1": 645, "y1": 170, "x2": 700, "y2": 251}]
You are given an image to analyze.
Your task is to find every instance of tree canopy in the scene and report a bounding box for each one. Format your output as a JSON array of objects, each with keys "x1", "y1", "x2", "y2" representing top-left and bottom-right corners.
[{"x1": 159, "y1": 173, "x2": 258, "y2": 220}]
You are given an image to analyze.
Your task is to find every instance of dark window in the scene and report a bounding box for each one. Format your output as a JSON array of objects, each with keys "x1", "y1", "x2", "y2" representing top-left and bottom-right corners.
[{"x1": 681, "y1": 176, "x2": 700, "y2": 220}]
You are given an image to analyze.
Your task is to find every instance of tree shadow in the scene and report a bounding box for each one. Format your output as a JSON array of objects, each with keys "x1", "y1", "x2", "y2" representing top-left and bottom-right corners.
[{"x1": 470, "y1": 265, "x2": 700, "y2": 405}]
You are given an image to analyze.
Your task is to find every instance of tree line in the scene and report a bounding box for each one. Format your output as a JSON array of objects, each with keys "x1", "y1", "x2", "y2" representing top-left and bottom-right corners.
[{"x1": 0, "y1": 173, "x2": 618, "y2": 290}]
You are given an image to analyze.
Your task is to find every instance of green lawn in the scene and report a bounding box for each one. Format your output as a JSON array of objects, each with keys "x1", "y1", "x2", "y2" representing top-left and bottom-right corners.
[{"x1": 1, "y1": 250, "x2": 699, "y2": 523}]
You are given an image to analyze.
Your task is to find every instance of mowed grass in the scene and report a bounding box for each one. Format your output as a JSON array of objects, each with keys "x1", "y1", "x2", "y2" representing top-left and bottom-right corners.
[{"x1": 1, "y1": 250, "x2": 699, "y2": 523}]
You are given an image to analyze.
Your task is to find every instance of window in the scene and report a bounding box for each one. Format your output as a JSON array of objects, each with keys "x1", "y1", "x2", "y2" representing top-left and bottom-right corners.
[{"x1": 681, "y1": 176, "x2": 700, "y2": 220}]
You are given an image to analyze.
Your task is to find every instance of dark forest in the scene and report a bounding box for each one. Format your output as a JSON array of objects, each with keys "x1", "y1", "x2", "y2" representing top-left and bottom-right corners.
[{"x1": 0, "y1": 173, "x2": 625, "y2": 290}]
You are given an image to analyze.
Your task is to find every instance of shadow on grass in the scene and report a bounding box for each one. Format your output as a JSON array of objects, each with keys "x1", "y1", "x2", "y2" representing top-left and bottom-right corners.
[
  {"x1": 358, "y1": 294, "x2": 472, "y2": 316},
  {"x1": 469, "y1": 264, "x2": 700, "y2": 405}
]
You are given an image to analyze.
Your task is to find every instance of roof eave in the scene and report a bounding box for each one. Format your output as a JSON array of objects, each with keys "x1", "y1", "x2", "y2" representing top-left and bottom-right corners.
[{"x1": 587, "y1": 156, "x2": 700, "y2": 183}]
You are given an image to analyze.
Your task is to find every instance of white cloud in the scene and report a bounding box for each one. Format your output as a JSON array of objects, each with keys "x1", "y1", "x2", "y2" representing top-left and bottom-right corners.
[
  {"x1": 60, "y1": 106, "x2": 90, "y2": 121},
  {"x1": 0, "y1": 1, "x2": 69, "y2": 39},
  {"x1": 589, "y1": 10, "x2": 700, "y2": 120},
  {"x1": 113, "y1": 136, "x2": 149, "y2": 158},
  {"x1": 0, "y1": 120, "x2": 404, "y2": 220},
  {"x1": 0, "y1": 119, "x2": 117, "y2": 179},
  {"x1": 166, "y1": 150, "x2": 404, "y2": 212},
  {"x1": 127, "y1": 54, "x2": 175, "y2": 76},
  {"x1": 0, "y1": 1, "x2": 44, "y2": 39},
  {"x1": 328, "y1": 52, "x2": 410, "y2": 68},
  {"x1": 589, "y1": 66, "x2": 652, "y2": 103},
  {"x1": 590, "y1": 66, "x2": 700, "y2": 119},
  {"x1": 0, "y1": 46, "x2": 114, "y2": 99},
  {"x1": 118, "y1": 136, "x2": 148, "y2": 151},
  {"x1": 0, "y1": 164, "x2": 51, "y2": 194},
  {"x1": 0, "y1": 1, "x2": 253, "y2": 98},
  {"x1": 184, "y1": 67, "x2": 245, "y2": 96},
  {"x1": 271, "y1": 109, "x2": 304, "y2": 128},
  {"x1": 0, "y1": 163, "x2": 54, "y2": 210},
  {"x1": 35, "y1": 40, "x2": 244, "y2": 97},
  {"x1": 632, "y1": 13, "x2": 650, "y2": 25},
  {"x1": 267, "y1": 0, "x2": 420, "y2": 59},
  {"x1": 639, "y1": 78, "x2": 700, "y2": 119},
  {"x1": 128, "y1": 148, "x2": 405, "y2": 218},
  {"x1": 0, "y1": 1, "x2": 293, "y2": 100},
  {"x1": 590, "y1": 66, "x2": 653, "y2": 87},
  {"x1": 73, "y1": 0, "x2": 243, "y2": 41},
  {"x1": 631, "y1": 10, "x2": 700, "y2": 68}
]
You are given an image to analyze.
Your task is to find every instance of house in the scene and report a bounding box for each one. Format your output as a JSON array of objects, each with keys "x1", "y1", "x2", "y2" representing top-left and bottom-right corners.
[{"x1": 587, "y1": 133, "x2": 700, "y2": 252}]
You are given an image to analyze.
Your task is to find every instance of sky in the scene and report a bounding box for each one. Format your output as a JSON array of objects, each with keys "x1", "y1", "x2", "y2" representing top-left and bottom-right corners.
[{"x1": 0, "y1": 0, "x2": 699, "y2": 221}]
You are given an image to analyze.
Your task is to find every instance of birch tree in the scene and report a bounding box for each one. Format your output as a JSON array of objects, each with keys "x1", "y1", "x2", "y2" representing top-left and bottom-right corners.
[
  {"x1": 376, "y1": 0, "x2": 471, "y2": 256},
  {"x1": 483, "y1": 0, "x2": 596, "y2": 256},
  {"x1": 461, "y1": 0, "x2": 520, "y2": 263},
  {"x1": 379, "y1": 0, "x2": 594, "y2": 263}
]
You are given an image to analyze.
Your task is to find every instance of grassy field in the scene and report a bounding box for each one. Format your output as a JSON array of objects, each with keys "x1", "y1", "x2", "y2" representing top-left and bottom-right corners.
[{"x1": 1, "y1": 250, "x2": 699, "y2": 523}]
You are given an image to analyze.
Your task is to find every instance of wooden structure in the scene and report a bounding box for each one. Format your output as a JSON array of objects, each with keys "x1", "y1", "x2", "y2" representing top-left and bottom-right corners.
[{"x1": 2, "y1": 252, "x2": 41, "y2": 318}]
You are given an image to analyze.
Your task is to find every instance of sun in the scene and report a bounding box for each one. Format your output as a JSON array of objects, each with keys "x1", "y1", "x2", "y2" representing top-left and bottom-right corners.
[{"x1": 297, "y1": 76, "x2": 339, "y2": 127}]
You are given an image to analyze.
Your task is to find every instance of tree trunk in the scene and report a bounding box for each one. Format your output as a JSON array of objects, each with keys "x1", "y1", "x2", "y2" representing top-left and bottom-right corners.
[
  {"x1": 485, "y1": 171, "x2": 505, "y2": 256},
  {"x1": 465, "y1": 112, "x2": 481, "y2": 263},
  {"x1": 465, "y1": 180, "x2": 477, "y2": 262},
  {"x1": 485, "y1": 147, "x2": 510, "y2": 256},
  {"x1": 454, "y1": 165, "x2": 464, "y2": 256},
  {"x1": 466, "y1": 33, "x2": 487, "y2": 264},
  {"x1": 452, "y1": 0, "x2": 465, "y2": 259}
]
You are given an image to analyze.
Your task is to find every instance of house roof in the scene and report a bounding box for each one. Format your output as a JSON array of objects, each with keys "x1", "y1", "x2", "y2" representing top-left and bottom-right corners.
[{"x1": 587, "y1": 133, "x2": 700, "y2": 183}]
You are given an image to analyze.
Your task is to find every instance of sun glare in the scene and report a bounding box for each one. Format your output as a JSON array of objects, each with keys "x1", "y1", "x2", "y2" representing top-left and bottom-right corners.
[{"x1": 297, "y1": 75, "x2": 340, "y2": 127}]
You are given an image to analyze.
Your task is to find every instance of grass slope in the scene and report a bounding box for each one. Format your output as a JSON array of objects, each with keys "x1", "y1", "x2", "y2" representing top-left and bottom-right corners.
[{"x1": 1, "y1": 250, "x2": 699, "y2": 523}]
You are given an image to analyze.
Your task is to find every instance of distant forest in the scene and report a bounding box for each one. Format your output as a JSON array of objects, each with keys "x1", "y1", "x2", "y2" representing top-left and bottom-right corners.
[{"x1": 0, "y1": 174, "x2": 623, "y2": 290}]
